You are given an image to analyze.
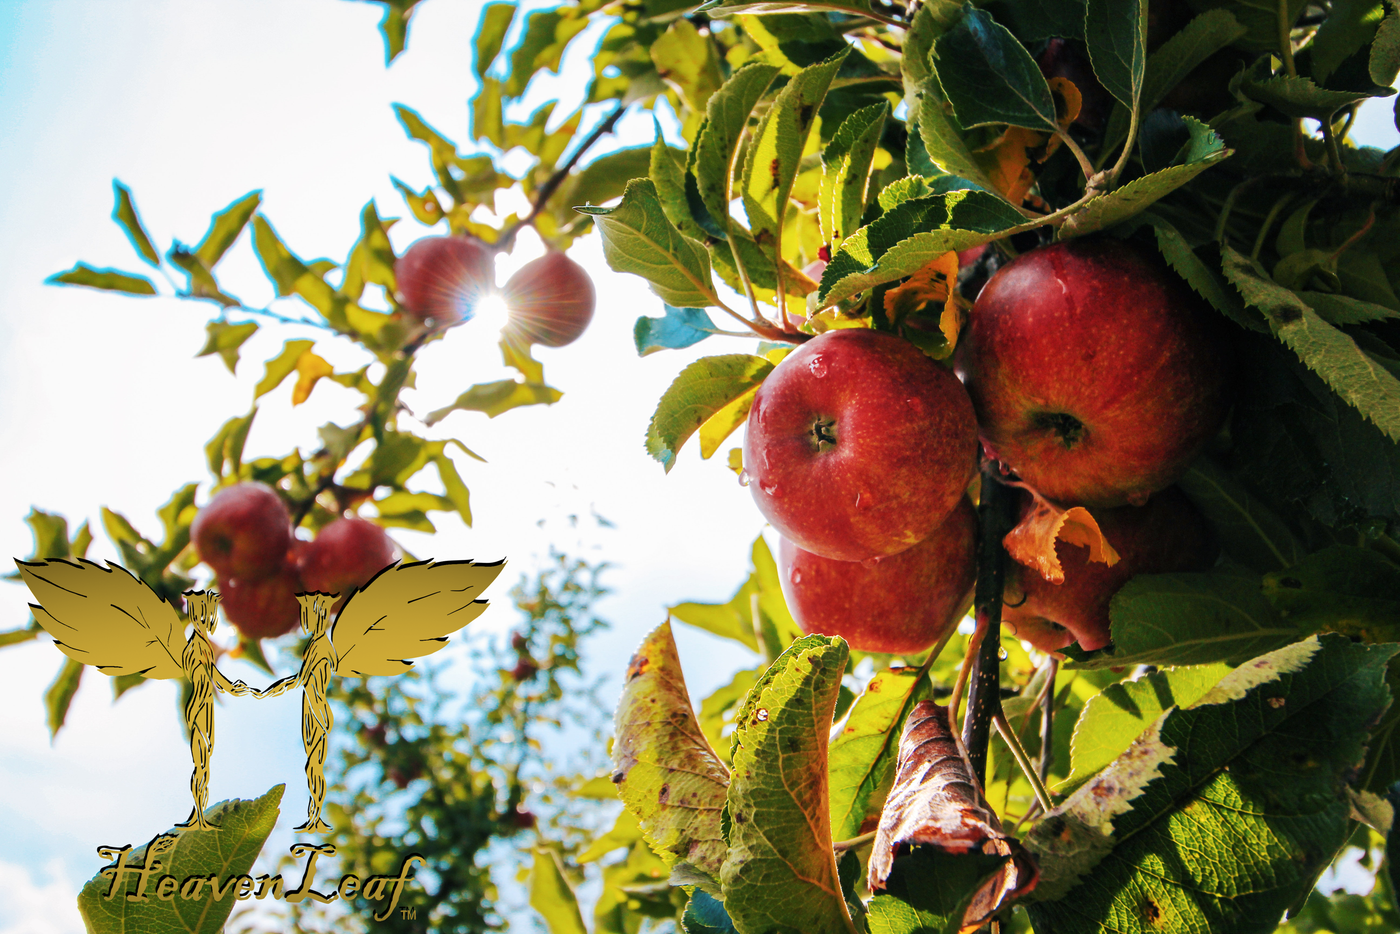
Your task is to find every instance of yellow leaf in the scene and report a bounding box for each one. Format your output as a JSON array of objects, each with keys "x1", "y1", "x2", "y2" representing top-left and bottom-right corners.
[
  {"x1": 291, "y1": 350, "x2": 335, "y2": 406},
  {"x1": 1004, "y1": 488, "x2": 1120, "y2": 584}
]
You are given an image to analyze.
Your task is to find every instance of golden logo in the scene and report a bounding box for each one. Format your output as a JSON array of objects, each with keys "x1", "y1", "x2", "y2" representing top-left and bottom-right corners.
[{"x1": 15, "y1": 556, "x2": 504, "y2": 835}]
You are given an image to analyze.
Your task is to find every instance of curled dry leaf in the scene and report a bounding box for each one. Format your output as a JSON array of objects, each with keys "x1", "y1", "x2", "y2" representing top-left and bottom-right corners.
[
  {"x1": 1003, "y1": 486, "x2": 1119, "y2": 584},
  {"x1": 883, "y1": 251, "x2": 965, "y2": 352},
  {"x1": 868, "y1": 701, "x2": 1038, "y2": 932}
]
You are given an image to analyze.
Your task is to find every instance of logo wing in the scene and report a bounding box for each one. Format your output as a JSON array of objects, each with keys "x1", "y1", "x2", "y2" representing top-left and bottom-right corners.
[
  {"x1": 16, "y1": 559, "x2": 185, "y2": 679},
  {"x1": 330, "y1": 559, "x2": 506, "y2": 678}
]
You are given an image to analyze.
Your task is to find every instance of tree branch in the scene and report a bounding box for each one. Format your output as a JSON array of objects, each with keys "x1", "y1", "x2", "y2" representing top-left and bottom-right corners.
[{"x1": 962, "y1": 466, "x2": 1017, "y2": 786}]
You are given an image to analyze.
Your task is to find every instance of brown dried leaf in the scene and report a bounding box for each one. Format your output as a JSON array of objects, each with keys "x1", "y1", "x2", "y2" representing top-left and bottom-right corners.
[
  {"x1": 868, "y1": 701, "x2": 1038, "y2": 932},
  {"x1": 1004, "y1": 488, "x2": 1120, "y2": 584}
]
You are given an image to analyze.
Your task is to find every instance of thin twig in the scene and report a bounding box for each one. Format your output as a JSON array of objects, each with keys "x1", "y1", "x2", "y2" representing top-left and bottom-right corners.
[
  {"x1": 994, "y1": 711, "x2": 1054, "y2": 813},
  {"x1": 1056, "y1": 130, "x2": 1095, "y2": 182},
  {"x1": 1038, "y1": 656, "x2": 1059, "y2": 783},
  {"x1": 833, "y1": 830, "x2": 878, "y2": 852}
]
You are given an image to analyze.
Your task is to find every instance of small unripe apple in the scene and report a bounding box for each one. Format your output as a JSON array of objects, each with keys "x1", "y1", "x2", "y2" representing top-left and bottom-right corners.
[
  {"x1": 192, "y1": 482, "x2": 294, "y2": 582},
  {"x1": 297, "y1": 517, "x2": 397, "y2": 598},
  {"x1": 1003, "y1": 486, "x2": 1217, "y2": 654},
  {"x1": 395, "y1": 235, "x2": 496, "y2": 327},
  {"x1": 501, "y1": 251, "x2": 595, "y2": 347},
  {"x1": 744, "y1": 328, "x2": 979, "y2": 562},
  {"x1": 779, "y1": 496, "x2": 977, "y2": 655},
  {"x1": 219, "y1": 566, "x2": 303, "y2": 640},
  {"x1": 955, "y1": 239, "x2": 1232, "y2": 508}
]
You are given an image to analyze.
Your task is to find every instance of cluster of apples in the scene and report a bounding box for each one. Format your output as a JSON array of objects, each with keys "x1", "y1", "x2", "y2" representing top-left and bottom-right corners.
[
  {"x1": 753, "y1": 238, "x2": 1230, "y2": 656},
  {"x1": 190, "y1": 482, "x2": 397, "y2": 639},
  {"x1": 395, "y1": 234, "x2": 596, "y2": 347}
]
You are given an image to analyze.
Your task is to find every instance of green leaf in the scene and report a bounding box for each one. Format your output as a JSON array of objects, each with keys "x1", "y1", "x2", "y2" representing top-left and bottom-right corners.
[
  {"x1": 1145, "y1": 217, "x2": 1264, "y2": 332},
  {"x1": 1309, "y1": 0, "x2": 1387, "y2": 85},
  {"x1": 431, "y1": 451, "x2": 474, "y2": 527},
  {"x1": 1300, "y1": 290, "x2": 1400, "y2": 325},
  {"x1": 505, "y1": 8, "x2": 589, "y2": 98},
  {"x1": 254, "y1": 339, "x2": 314, "y2": 400},
  {"x1": 338, "y1": 201, "x2": 397, "y2": 303},
  {"x1": 700, "y1": 667, "x2": 763, "y2": 758},
  {"x1": 1066, "y1": 571, "x2": 1300, "y2": 669},
  {"x1": 1261, "y1": 546, "x2": 1400, "y2": 637},
  {"x1": 696, "y1": 0, "x2": 874, "y2": 15},
  {"x1": 613, "y1": 623, "x2": 731, "y2": 886},
  {"x1": 78, "y1": 785, "x2": 283, "y2": 934},
  {"x1": 820, "y1": 102, "x2": 889, "y2": 248},
  {"x1": 46, "y1": 263, "x2": 157, "y2": 296},
  {"x1": 204, "y1": 409, "x2": 255, "y2": 479},
  {"x1": 423, "y1": 379, "x2": 562, "y2": 423},
  {"x1": 111, "y1": 180, "x2": 160, "y2": 267},
  {"x1": 741, "y1": 49, "x2": 848, "y2": 248},
  {"x1": 1061, "y1": 663, "x2": 1231, "y2": 792},
  {"x1": 44, "y1": 657, "x2": 83, "y2": 740},
  {"x1": 1241, "y1": 72, "x2": 1393, "y2": 120},
  {"x1": 692, "y1": 62, "x2": 782, "y2": 234},
  {"x1": 684, "y1": 889, "x2": 739, "y2": 934},
  {"x1": 1222, "y1": 244, "x2": 1400, "y2": 442},
  {"x1": 635, "y1": 305, "x2": 719, "y2": 356},
  {"x1": 196, "y1": 320, "x2": 258, "y2": 374},
  {"x1": 1101, "y1": 9, "x2": 1247, "y2": 154},
  {"x1": 193, "y1": 190, "x2": 261, "y2": 268},
  {"x1": 373, "y1": 0, "x2": 422, "y2": 65},
  {"x1": 24, "y1": 508, "x2": 74, "y2": 560},
  {"x1": 828, "y1": 668, "x2": 932, "y2": 842},
  {"x1": 866, "y1": 849, "x2": 1010, "y2": 934},
  {"x1": 580, "y1": 179, "x2": 719, "y2": 309},
  {"x1": 1372, "y1": 1, "x2": 1400, "y2": 86},
  {"x1": 652, "y1": 19, "x2": 725, "y2": 112},
  {"x1": 819, "y1": 190, "x2": 1026, "y2": 306},
  {"x1": 1177, "y1": 455, "x2": 1305, "y2": 573},
  {"x1": 578, "y1": 809, "x2": 645, "y2": 865},
  {"x1": 932, "y1": 7, "x2": 1059, "y2": 131},
  {"x1": 0, "y1": 625, "x2": 38, "y2": 648},
  {"x1": 910, "y1": 77, "x2": 1002, "y2": 197},
  {"x1": 1085, "y1": 0, "x2": 1147, "y2": 109},
  {"x1": 474, "y1": 2, "x2": 515, "y2": 76},
  {"x1": 645, "y1": 354, "x2": 773, "y2": 471},
  {"x1": 1027, "y1": 635, "x2": 1396, "y2": 929},
  {"x1": 720, "y1": 635, "x2": 858, "y2": 934},
  {"x1": 1060, "y1": 117, "x2": 1230, "y2": 237}
]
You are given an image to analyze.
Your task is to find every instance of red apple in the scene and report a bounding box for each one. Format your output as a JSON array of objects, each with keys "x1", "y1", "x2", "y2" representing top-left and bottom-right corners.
[
  {"x1": 297, "y1": 517, "x2": 397, "y2": 598},
  {"x1": 219, "y1": 566, "x2": 303, "y2": 640},
  {"x1": 1003, "y1": 486, "x2": 1217, "y2": 654},
  {"x1": 501, "y1": 251, "x2": 595, "y2": 347},
  {"x1": 954, "y1": 239, "x2": 1232, "y2": 508},
  {"x1": 192, "y1": 482, "x2": 294, "y2": 581},
  {"x1": 744, "y1": 329, "x2": 979, "y2": 562},
  {"x1": 395, "y1": 235, "x2": 496, "y2": 327},
  {"x1": 779, "y1": 496, "x2": 977, "y2": 655}
]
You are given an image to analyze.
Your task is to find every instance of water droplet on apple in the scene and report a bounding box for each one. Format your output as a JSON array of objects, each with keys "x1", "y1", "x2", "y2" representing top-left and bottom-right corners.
[
  {"x1": 759, "y1": 480, "x2": 781, "y2": 497},
  {"x1": 808, "y1": 354, "x2": 828, "y2": 378},
  {"x1": 855, "y1": 490, "x2": 875, "y2": 509},
  {"x1": 860, "y1": 556, "x2": 882, "y2": 569},
  {"x1": 737, "y1": 469, "x2": 750, "y2": 487},
  {"x1": 790, "y1": 567, "x2": 802, "y2": 585}
]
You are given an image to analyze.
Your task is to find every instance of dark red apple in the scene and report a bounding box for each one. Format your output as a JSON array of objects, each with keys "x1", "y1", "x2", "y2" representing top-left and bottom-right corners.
[
  {"x1": 1003, "y1": 486, "x2": 1217, "y2": 654},
  {"x1": 744, "y1": 328, "x2": 979, "y2": 562},
  {"x1": 395, "y1": 235, "x2": 496, "y2": 327},
  {"x1": 779, "y1": 496, "x2": 977, "y2": 655},
  {"x1": 192, "y1": 482, "x2": 294, "y2": 581},
  {"x1": 955, "y1": 239, "x2": 1231, "y2": 508},
  {"x1": 219, "y1": 566, "x2": 303, "y2": 640},
  {"x1": 296, "y1": 517, "x2": 397, "y2": 598},
  {"x1": 501, "y1": 251, "x2": 595, "y2": 347}
]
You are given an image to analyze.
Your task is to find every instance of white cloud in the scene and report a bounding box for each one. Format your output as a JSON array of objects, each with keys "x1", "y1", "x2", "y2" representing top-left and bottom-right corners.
[{"x1": 0, "y1": 860, "x2": 82, "y2": 934}]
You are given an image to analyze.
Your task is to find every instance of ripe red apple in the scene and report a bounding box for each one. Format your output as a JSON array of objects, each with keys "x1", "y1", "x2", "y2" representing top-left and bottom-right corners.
[
  {"x1": 1003, "y1": 486, "x2": 1217, "y2": 654},
  {"x1": 501, "y1": 251, "x2": 595, "y2": 347},
  {"x1": 219, "y1": 566, "x2": 303, "y2": 640},
  {"x1": 954, "y1": 239, "x2": 1232, "y2": 508},
  {"x1": 192, "y1": 482, "x2": 294, "y2": 581},
  {"x1": 744, "y1": 328, "x2": 978, "y2": 562},
  {"x1": 395, "y1": 235, "x2": 496, "y2": 327},
  {"x1": 296, "y1": 517, "x2": 397, "y2": 598},
  {"x1": 779, "y1": 496, "x2": 977, "y2": 655}
]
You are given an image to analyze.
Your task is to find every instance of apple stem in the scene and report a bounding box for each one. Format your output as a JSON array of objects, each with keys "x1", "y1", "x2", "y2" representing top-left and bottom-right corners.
[
  {"x1": 961, "y1": 466, "x2": 1017, "y2": 787},
  {"x1": 1038, "y1": 656, "x2": 1058, "y2": 783},
  {"x1": 993, "y1": 711, "x2": 1054, "y2": 813}
]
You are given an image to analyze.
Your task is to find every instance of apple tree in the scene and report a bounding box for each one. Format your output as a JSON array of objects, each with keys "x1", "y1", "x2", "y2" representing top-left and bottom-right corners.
[{"x1": 13, "y1": 0, "x2": 1400, "y2": 931}]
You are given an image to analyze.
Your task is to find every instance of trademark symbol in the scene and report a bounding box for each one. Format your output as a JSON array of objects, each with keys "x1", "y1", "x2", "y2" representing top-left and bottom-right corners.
[{"x1": 401, "y1": 907, "x2": 417, "y2": 920}]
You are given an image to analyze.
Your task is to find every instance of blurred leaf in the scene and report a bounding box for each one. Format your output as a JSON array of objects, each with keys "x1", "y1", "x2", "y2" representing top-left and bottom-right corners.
[
  {"x1": 167, "y1": 243, "x2": 240, "y2": 307},
  {"x1": 46, "y1": 263, "x2": 156, "y2": 296},
  {"x1": 635, "y1": 305, "x2": 719, "y2": 356},
  {"x1": 111, "y1": 672, "x2": 146, "y2": 701},
  {"x1": 1085, "y1": 0, "x2": 1147, "y2": 109},
  {"x1": 431, "y1": 450, "x2": 474, "y2": 527},
  {"x1": 205, "y1": 409, "x2": 255, "y2": 480},
  {"x1": 699, "y1": 666, "x2": 762, "y2": 758},
  {"x1": 1222, "y1": 244, "x2": 1400, "y2": 442},
  {"x1": 1060, "y1": 118, "x2": 1230, "y2": 237},
  {"x1": 0, "y1": 626, "x2": 39, "y2": 649},
  {"x1": 1061, "y1": 663, "x2": 1231, "y2": 793},
  {"x1": 424, "y1": 379, "x2": 562, "y2": 423},
  {"x1": 933, "y1": 8, "x2": 1059, "y2": 131},
  {"x1": 652, "y1": 19, "x2": 725, "y2": 112},
  {"x1": 1261, "y1": 546, "x2": 1400, "y2": 637},
  {"x1": 24, "y1": 508, "x2": 74, "y2": 560},
  {"x1": 391, "y1": 176, "x2": 445, "y2": 227},
  {"x1": 110, "y1": 180, "x2": 160, "y2": 267},
  {"x1": 291, "y1": 349, "x2": 334, "y2": 406},
  {"x1": 1027, "y1": 635, "x2": 1394, "y2": 929},
  {"x1": 371, "y1": 0, "x2": 422, "y2": 65},
  {"x1": 506, "y1": 8, "x2": 589, "y2": 98},
  {"x1": 1372, "y1": 1, "x2": 1400, "y2": 86},
  {"x1": 580, "y1": 179, "x2": 718, "y2": 309},
  {"x1": 828, "y1": 667, "x2": 933, "y2": 843},
  {"x1": 339, "y1": 201, "x2": 396, "y2": 302},
  {"x1": 579, "y1": 808, "x2": 644, "y2": 864},
  {"x1": 697, "y1": 0, "x2": 873, "y2": 15},
  {"x1": 820, "y1": 102, "x2": 889, "y2": 248},
  {"x1": 44, "y1": 657, "x2": 83, "y2": 740},
  {"x1": 1178, "y1": 455, "x2": 1305, "y2": 573},
  {"x1": 78, "y1": 786, "x2": 283, "y2": 934},
  {"x1": 475, "y1": 3, "x2": 516, "y2": 76},
  {"x1": 194, "y1": 190, "x2": 261, "y2": 267},
  {"x1": 196, "y1": 320, "x2": 258, "y2": 374},
  {"x1": 692, "y1": 62, "x2": 781, "y2": 235},
  {"x1": 613, "y1": 622, "x2": 731, "y2": 887},
  {"x1": 254, "y1": 339, "x2": 314, "y2": 400},
  {"x1": 741, "y1": 49, "x2": 847, "y2": 248},
  {"x1": 646, "y1": 354, "x2": 773, "y2": 471},
  {"x1": 720, "y1": 635, "x2": 857, "y2": 934}
]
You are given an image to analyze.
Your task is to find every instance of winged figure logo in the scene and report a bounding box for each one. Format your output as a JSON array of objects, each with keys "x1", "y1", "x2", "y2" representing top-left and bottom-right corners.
[{"x1": 15, "y1": 556, "x2": 504, "y2": 834}]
